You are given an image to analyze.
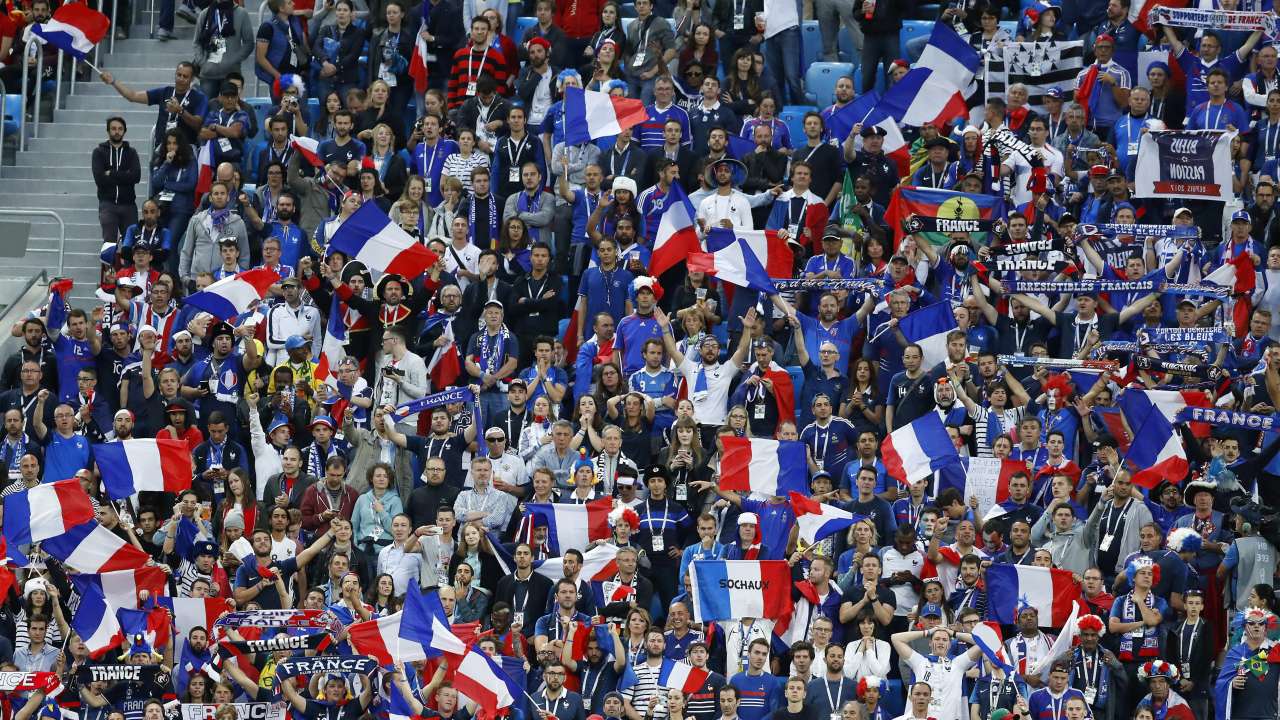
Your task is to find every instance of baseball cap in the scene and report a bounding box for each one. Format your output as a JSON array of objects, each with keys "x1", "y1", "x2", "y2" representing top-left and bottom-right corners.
[
  {"x1": 1174, "y1": 206, "x2": 1195, "y2": 219},
  {"x1": 1089, "y1": 165, "x2": 1109, "y2": 178},
  {"x1": 285, "y1": 335, "x2": 308, "y2": 350},
  {"x1": 1232, "y1": 209, "x2": 1252, "y2": 223},
  {"x1": 1044, "y1": 87, "x2": 1065, "y2": 101},
  {"x1": 920, "y1": 603, "x2": 943, "y2": 618}
]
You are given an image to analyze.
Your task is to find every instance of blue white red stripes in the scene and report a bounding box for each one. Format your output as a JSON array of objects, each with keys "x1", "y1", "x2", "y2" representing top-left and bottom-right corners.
[
  {"x1": 719, "y1": 438, "x2": 809, "y2": 497},
  {"x1": 348, "y1": 587, "x2": 465, "y2": 664},
  {"x1": 524, "y1": 497, "x2": 614, "y2": 554},
  {"x1": 563, "y1": 87, "x2": 650, "y2": 145},
  {"x1": 650, "y1": 181, "x2": 701, "y2": 277},
  {"x1": 94, "y1": 439, "x2": 193, "y2": 500},
  {"x1": 788, "y1": 492, "x2": 862, "y2": 544},
  {"x1": 2, "y1": 478, "x2": 97, "y2": 547},
  {"x1": 688, "y1": 559, "x2": 793, "y2": 624},
  {"x1": 453, "y1": 648, "x2": 522, "y2": 720},
  {"x1": 26, "y1": 3, "x2": 109, "y2": 60},
  {"x1": 881, "y1": 413, "x2": 962, "y2": 484},
  {"x1": 328, "y1": 202, "x2": 441, "y2": 278},
  {"x1": 1119, "y1": 389, "x2": 1209, "y2": 488},
  {"x1": 41, "y1": 521, "x2": 152, "y2": 573},
  {"x1": 984, "y1": 563, "x2": 1080, "y2": 627},
  {"x1": 896, "y1": 301, "x2": 959, "y2": 368},
  {"x1": 183, "y1": 268, "x2": 280, "y2": 321}
]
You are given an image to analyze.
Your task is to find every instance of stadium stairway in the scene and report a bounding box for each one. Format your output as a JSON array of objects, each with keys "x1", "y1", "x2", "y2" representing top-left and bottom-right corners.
[{"x1": 0, "y1": 20, "x2": 243, "y2": 309}]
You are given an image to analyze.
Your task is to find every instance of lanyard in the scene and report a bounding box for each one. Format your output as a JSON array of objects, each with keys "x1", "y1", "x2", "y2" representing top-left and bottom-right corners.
[
  {"x1": 169, "y1": 88, "x2": 191, "y2": 122},
  {"x1": 1179, "y1": 619, "x2": 1200, "y2": 665},
  {"x1": 422, "y1": 141, "x2": 442, "y2": 174},
  {"x1": 1048, "y1": 693, "x2": 1064, "y2": 719},
  {"x1": 611, "y1": 146, "x2": 630, "y2": 176},
  {"x1": 788, "y1": 197, "x2": 808, "y2": 227},
  {"x1": 1208, "y1": 101, "x2": 1225, "y2": 129},
  {"x1": 467, "y1": 45, "x2": 490, "y2": 81},
  {"x1": 1072, "y1": 317, "x2": 1096, "y2": 352},
  {"x1": 542, "y1": 693, "x2": 563, "y2": 716},
  {"x1": 801, "y1": 144, "x2": 821, "y2": 164},
  {"x1": 823, "y1": 679, "x2": 842, "y2": 711},
  {"x1": 810, "y1": 422, "x2": 831, "y2": 460},
  {"x1": 1012, "y1": 322, "x2": 1029, "y2": 352},
  {"x1": 1102, "y1": 498, "x2": 1132, "y2": 538},
  {"x1": 1081, "y1": 649, "x2": 1101, "y2": 689},
  {"x1": 507, "y1": 135, "x2": 528, "y2": 168}
]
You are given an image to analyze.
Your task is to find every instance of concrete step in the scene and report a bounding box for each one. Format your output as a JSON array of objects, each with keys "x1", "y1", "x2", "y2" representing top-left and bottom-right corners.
[
  {"x1": 53, "y1": 107, "x2": 157, "y2": 123},
  {"x1": 0, "y1": 206, "x2": 101, "y2": 225},
  {"x1": 0, "y1": 188, "x2": 101, "y2": 209}
]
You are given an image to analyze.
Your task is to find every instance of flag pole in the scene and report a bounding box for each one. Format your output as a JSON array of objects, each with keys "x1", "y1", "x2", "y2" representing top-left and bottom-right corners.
[{"x1": 81, "y1": 57, "x2": 103, "y2": 76}]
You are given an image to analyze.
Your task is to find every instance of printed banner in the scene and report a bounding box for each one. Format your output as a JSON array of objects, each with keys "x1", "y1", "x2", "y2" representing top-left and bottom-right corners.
[
  {"x1": 1003, "y1": 278, "x2": 1158, "y2": 294},
  {"x1": 180, "y1": 704, "x2": 287, "y2": 720},
  {"x1": 392, "y1": 386, "x2": 476, "y2": 420},
  {"x1": 214, "y1": 609, "x2": 341, "y2": 630},
  {"x1": 1176, "y1": 406, "x2": 1278, "y2": 431},
  {"x1": 995, "y1": 258, "x2": 1069, "y2": 272},
  {"x1": 985, "y1": 41, "x2": 1086, "y2": 110},
  {"x1": 996, "y1": 237, "x2": 1066, "y2": 256},
  {"x1": 905, "y1": 214, "x2": 999, "y2": 235},
  {"x1": 997, "y1": 355, "x2": 1117, "y2": 370},
  {"x1": 76, "y1": 664, "x2": 167, "y2": 685},
  {"x1": 0, "y1": 672, "x2": 59, "y2": 694},
  {"x1": 1136, "y1": 327, "x2": 1229, "y2": 345},
  {"x1": 1148, "y1": 6, "x2": 1275, "y2": 34},
  {"x1": 1075, "y1": 223, "x2": 1197, "y2": 239},
  {"x1": 1134, "y1": 356, "x2": 1224, "y2": 380},
  {"x1": 274, "y1": 656, "x2": 379, "y2": 680},
  {"x1": 215, "y1": 632, "x2": 332, "y2": 658},
  {"x1": 770, "y1": 278, "x2": 887, "y2": 293},
  {"x1": 1135, "y1": 130, "x2": 1236, "y2": 202}
]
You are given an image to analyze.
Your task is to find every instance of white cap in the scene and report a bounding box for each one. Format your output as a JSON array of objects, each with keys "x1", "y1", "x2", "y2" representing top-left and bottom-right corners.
[
  {"x1": 737, "y1": 512, "x2": 759, "y2": 526},
  {"x1": 611, "y1": 177, "x2": 638, "y2": 197}
]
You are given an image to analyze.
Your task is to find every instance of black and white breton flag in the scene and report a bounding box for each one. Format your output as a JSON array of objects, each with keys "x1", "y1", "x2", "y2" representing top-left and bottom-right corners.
[{"x1": 984, "y1": 41, "x2": 1085, "y2": 110}]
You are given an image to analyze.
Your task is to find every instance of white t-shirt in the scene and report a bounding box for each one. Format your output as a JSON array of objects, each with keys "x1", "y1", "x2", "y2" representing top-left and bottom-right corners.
[
  {"x1": 761, "y1": 0, "x2": 798, "y2": 37},
  {"x1": 443, "y1": 241, "x2": 482, "y2": 291},
  {"x1": 905, "y1": 651, "x2": 975, "y2": 720},
  {"x1": 698, "y1": 191, "x2": 756, "y2": 231},
  {"x1": 677, "y1": 357, "x2": 740, "y2": 426},
  {"x1": 879, "y1": 547, "x2": 925, "y2": 615}
]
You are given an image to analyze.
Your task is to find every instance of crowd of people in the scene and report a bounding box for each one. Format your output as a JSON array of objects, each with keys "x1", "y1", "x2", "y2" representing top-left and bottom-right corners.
[{"x1": 6, "y1": 0, "x2": 1280, "y2": 719}]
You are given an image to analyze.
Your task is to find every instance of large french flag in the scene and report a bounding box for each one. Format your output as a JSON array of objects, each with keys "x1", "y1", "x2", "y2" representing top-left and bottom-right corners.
[
  {"x1": 2, "y1": 479, "x2": 97, "y2": 547},
  {"x1": 984, "y1": 563, "x2": 1080, "y2": 627},
  {"x1": 882, "y1": 413, "x2": 962, "y2": 485},
  {"x1": 348, "y1": 587, "x2": 465, "y2": 664},
  {"x1": 183, "y1": 268, "x2": 280, "y2": 321},
  {"x1": 290, "y1": 135, "x2": 323, "y2": 168},
  {"x1": 897, "y1": 301, "x2": 959, "y2": 368},
  {"x1": 95, "y1": 439, "x2": 193, "y2": 500},
  {"x1": 688, "y1": 236, "x2": 777, "y2": 295},
  {"x1": 657, "y1": 659, "x2": 712, "y2": 693},
  {"x1": 315, "y1": 292, "x2": 347, "y2": 382},
  {"x1": 1205, "y1": 251, "x2": 1258, "y2": 337},
  {"x1": 69, "y1": 576, "x2": 122, "y2": 656},
  {"x1": 971, "y1": 622, "x2": 1013, "y2": 672},
  {"x1": 688, "y1": 559, "x2": 793, "y2": 624},
  {"x1": 27, "y1": 2, "x2": 109, "y2": 60},
  {"x1": 41, "y1": 521, "x2": 151, "y2": 573},
  {"x1": 329, "y1": 202, "x2": 441, "y2": 278},
  {"x1": 830, "y1": 95, "x2": 911, "y2": 178},
  {"x1": 789, "y1": 492, "x2": 862, "y2": 545},
  {"x1": 876, "y1": 24, "x2": 978, "y2": 129},
  {"x1": 650, "y1": 181, "x2": 701, "y2": 277},
  {"x1": 563, "y1": 86, "x2": 649, "y2": 145},
  {"x1": 524, "y1": 497, "x2": 614, "y2": 553},
  {"x1": 453, "y1": 648, "x2": 523, "y2": 720},
  {"x1": 409, "y1": 32, "x2": 430, "y2": 94},
  {"x1": 158, "y1": 596, "x2": 232, "y2": 650},
  {"x1": 720, "y1": 438, "x2": 809, "y2": 497},
  {"x1": 533, "y1": 541, "x2": 618, "y2": 582},
  {"x1": 706, "y1": 227, "x2": 793, "y2": 278},
  {"x1": 1120, "y1": 389, "x2": 1209, "y2": 488}
]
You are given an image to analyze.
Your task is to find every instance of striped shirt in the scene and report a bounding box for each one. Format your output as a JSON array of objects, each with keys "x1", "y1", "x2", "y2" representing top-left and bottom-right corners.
[{"x1": 622, "y1": 660, "x2": 669, "y2": 720}]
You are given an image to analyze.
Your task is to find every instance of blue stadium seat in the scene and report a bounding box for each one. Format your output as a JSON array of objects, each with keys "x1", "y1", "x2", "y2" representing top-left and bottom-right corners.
[
  {"x1": 619, "y1": 2, "x2": 637, "y2": 16},
  {"x1": 899, "y1": 19, "x2": 932, "y2": 51},
  {"x1": 785, "y1": 365, "x2": 804, "y2": 411},
  {"x1": 800, "y1": 20, "x2": 822, "y2": 68},
  {"x1": 244, "y1": 97, "x2": 273, "y2": 140},
  {"x1": 779, "y1": 105, "x2": 815, "y2": 146},
  {"x1": 2, "y1": 94, "x2": 19, "y2": 140},
  {"x1": 621, "y1": 17, "x2": 635, "y2": 35},
  {"x1": 804, "y1": 62, "x2": 854, "y2": 106},
  {"x1": 516, "y1": 15, "x2": 538, "y2": 39}
]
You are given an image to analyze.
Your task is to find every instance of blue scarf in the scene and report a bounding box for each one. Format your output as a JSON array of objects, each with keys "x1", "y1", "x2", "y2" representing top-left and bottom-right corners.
[
  {"x1": 467, "y1": 195, "x2": 500, "y2": 246},
  {"x1": 517, "y1": 191, "x2": 544, "y2": 242},
  {"x1": 476, "y1": 324, "x2": 512, "y2": 376}
]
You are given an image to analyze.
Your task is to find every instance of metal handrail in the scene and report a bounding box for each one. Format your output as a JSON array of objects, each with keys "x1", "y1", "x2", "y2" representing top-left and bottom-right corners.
[
  {"x1": 0, "y1": 76, "x2": 7, "y2": 178},
  {"x1": 0, "y1": 269, "x2": 49, "y2": 359},
  {"x1": 0, "y1": 210, "x2": 69, "y2": 275}
]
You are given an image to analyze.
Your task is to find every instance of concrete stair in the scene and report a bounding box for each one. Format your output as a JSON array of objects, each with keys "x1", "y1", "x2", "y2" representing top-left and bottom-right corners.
[{"x1": 0, "y1": 14, "x2": 256, "y2": 309}]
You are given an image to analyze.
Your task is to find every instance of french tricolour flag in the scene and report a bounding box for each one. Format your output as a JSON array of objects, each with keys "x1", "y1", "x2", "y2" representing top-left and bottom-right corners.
[
  {"x1": 563, "y1": 86, "x2": 649, "y2": 145},
  {"x1": 533, "y1": 542, "x2": 618, "y2": 582},
  {"x1": 95, "y1": 439, "x2": 193, "y2": 500},
  {"x1": 971, "y1": 621, "x2": 1013, "y2": 672},
  {"x1": 409, "y1": 32, "x2": 430, "y2": 94},
  {"x1": 348, "y1": 586, "x2": 465, "y2": 664},
  {"x1": 720, "y1": 438, "x2": 809, "y2": 497},
  {"x1": 882, "y1": 413, "x2": 962, "y2": 485},
  {"x1": 657, "y1": 659, "x2": 712, "y2": 693},
  {"x1": 158, "y1": 596, "x2": 232, "y2": 652},
  {"x1": 984, "y1": 563, "x2": 1080, "y2": 627},
  {"x1": 27, "y1": 2, "x2": 109, "y2": 60},
  {"x1": 290, "y1": 135, "x2": 323, "y2": 168},
  {"x1": 1205, "y1": 251, "x2": 1258, "y2": 336},
  {"x1": 329, "y1": 201, "x2": 441, "y2": 279},
  {"x1": 689, "y1": 235, "x2": 778, "y2": 295},
  {"x1": 2, "y1": 478, "x2": 97, "y2": 547},
  {"x1": 688, "y1": 559, "x2": 793, "y2": 624},
  {"x1": 875, "y1": 24, "x2": 978, "y2": 129},
  {"x1": 524, "y1": 497, "x2": 614, "y2": 554},
  {"x1": 453, "y1": 648, "x2": 522, "y2": 720},
  {"x1": 650, "y1": 181, "x2": 701, "y2": 278},
  {"x1": 897, "y1": 301, "x2": 959, "y2": 368},
  {"x1": 706, "y1": 227, "x2": 794, "y2": 278},
  {"x1": 69, "y1": 575, "x2": 122, "y2": 656},
  {"x1": 41, "y1": 521, "x2": 151, "y2": 574},
  {"x1": 1119, "y1": 389, "x2": 1210, "y2": 488},
  {"x1": 183, "y1": 268, "x2": 280, "y2": 321},
  {"x1": 316, "y1": 292, "x2": 347, "y2": 381},
  {"x1": 789, "y1": 492, "x2": 862, "y2": 544},
  {"x1": 194, "y1": 140, "x2": 215, "y2": 204}
]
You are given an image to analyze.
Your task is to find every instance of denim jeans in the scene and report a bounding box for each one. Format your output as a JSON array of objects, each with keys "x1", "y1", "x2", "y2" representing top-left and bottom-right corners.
[
  {"x1": 479, "y1": 388, "x2": 509, "y2": 424},
  {"x1": 763, "y1": 25, "x2": 802, "y2": 105},
  {"x1": 817, "y1": 0, "x2": 860, "y2": 61},
  {"x1": 158, "y1": 0, "x2": 174, "y2": 32}
]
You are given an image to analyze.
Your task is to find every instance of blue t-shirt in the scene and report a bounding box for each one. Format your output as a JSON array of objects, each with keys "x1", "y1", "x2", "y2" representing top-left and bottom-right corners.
[
  {"x1": 53, "y1": 334, "x2": 95, "y2": 403},
  {"x1": 614, "y1": 314, "x2": 663, "y2": 376},
  {"x1": 578, "y1": 266, "x2": 634, "y2": 328},
  {"x1": 518, "y1": 365, "x2": 568, "y2": 405},
  {"x1": 628, "y1": 367, "x2": 677, "y2": 430},
  {"x1": 43, "y1": 431, "x2": 90, "y2": 482},
  {"x1": 799, "y1": 416, "x2": 860, "y2": 481},
  {"x1": 729, "y1": 672, "x2": 782, "y2": 720}
]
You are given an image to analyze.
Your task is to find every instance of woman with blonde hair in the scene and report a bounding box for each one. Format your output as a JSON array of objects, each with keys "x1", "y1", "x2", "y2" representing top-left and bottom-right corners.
[
  {"x1": 355, "y1": 79, "x2": 406, "y2": 149},
  {"x1": 390, "y1": 175, "x2": 431, "y2": 237},
  {"x1": 364, "y1": 122, "x2": 408, "y2": 199},
  {"x1": 426, "y1": 175, "x2": 465, "y2": 240}
]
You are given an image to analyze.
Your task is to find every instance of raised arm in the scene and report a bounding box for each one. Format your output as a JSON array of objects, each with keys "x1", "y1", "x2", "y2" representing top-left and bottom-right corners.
[{"x1": 1010, "y1": 293, "x2": 1057, "y2": 325}]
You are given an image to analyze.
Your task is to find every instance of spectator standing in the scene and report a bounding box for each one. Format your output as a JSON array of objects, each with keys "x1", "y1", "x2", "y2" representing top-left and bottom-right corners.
[{"x1": 93, "y1": 117, "x2": 142, "y2": 253}]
